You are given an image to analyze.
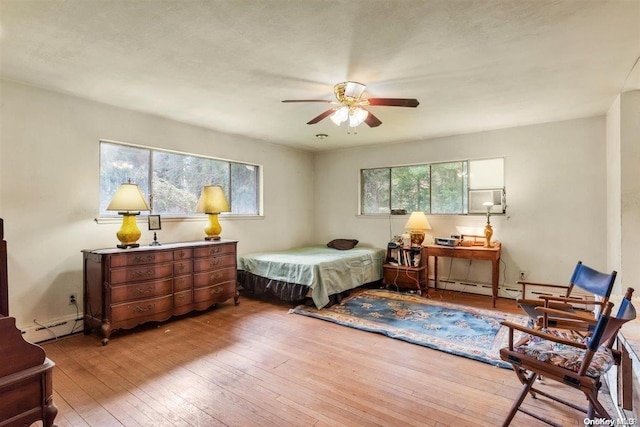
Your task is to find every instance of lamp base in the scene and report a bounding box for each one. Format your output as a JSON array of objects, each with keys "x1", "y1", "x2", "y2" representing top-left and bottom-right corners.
[
  {"x1": 117, "y1": 243, "x2": 140, "y2": 249},
  {"x1": 203, "y1": 213, "x2": 223, "y2": 241},
  {"x1": 115, "y1": 213, "x2": 142, "y2": 249},
  {"x1": 484, "y1": 223, "x2": 493, "y2": 248},
  {"x1": 410, "y1": 230, "x2": 425, "y2": 247}
]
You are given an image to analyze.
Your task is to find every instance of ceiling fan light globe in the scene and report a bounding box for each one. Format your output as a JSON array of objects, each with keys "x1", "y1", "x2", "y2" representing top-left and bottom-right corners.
[
  {"x1": 330, "y1": 106, "x2": 349, "y2": 125},
  {"x1": 349, "y1": 107, "x2": 369, "y2": 127}
]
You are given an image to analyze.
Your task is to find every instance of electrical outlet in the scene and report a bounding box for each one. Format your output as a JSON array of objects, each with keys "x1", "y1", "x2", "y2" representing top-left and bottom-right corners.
[
  {"x1": 519, "y1": 271, "x2": 527, "y2": 281},
  {"x1": 69, "y1": 293, "x2": 77, "y2": 305}
]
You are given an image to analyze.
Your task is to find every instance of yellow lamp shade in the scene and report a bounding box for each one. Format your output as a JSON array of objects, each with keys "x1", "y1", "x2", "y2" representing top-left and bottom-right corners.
[
  {"x1": 195, "y1": 185, "x2": 230, "y2": 214},
  {"x1": 106, "y1": 183, "x2": 150, "y2": 212}
]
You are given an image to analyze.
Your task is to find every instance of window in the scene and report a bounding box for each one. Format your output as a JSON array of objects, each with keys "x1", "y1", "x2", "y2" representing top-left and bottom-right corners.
[
  {"x1": 100, "y1": 141, "x2": 260, "y2": 217},
  {"x1": 361, "y1": 158, "x2": 503, "y2": 215}
]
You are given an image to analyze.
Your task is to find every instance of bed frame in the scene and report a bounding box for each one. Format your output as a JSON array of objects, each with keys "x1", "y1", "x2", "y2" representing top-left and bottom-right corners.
[{"x1": 0, "y1": 218, "x2": 58, "y2": 427}]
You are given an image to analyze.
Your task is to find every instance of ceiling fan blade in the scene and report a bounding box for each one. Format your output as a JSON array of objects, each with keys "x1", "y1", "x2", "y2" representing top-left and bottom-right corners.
[
  {"x1": 364, "y1": 110, "x2": 382, "y2": 128},
  {"x1": 282, "y1": 99, "x2": 332, "y2": 103},
  {"x1": 307, "y1": 108, "x2": 336, "y2": 125},
  {"x1": 367, "y1": 98, "x2": 420, "y2": 108}
]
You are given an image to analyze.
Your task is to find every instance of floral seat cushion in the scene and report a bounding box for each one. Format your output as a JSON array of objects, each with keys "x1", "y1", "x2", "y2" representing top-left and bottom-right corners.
[{"x1": 514, "y1": 330, "x2": 615, "y2": 378}]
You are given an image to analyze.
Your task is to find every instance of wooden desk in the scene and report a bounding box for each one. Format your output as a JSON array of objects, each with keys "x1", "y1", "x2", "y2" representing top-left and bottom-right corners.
[{"x1": 425, "y1": 243, "x2": 502, "y2": 307}]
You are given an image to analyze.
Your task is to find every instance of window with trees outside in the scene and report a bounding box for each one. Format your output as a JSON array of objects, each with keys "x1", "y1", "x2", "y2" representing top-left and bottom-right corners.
[
  {"x1": 361, "y1": 158, "x2": 503, "y2": 215},
  {"x1": 99, "y1": 141, "x2": 260, "y2": 217}
]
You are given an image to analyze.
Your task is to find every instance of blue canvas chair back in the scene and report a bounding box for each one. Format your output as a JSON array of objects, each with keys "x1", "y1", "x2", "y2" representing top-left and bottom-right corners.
[
  {"x1": 569, "y1": 261, "x2": 616, "y2": 299},
  {"x1": 588, "y1": 288, "x2": 635, "y2": 352}
]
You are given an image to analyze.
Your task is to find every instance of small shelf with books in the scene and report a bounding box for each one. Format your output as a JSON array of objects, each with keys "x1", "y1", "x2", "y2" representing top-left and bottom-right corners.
[{"x1": 383, "y1": 245, "x2": 427, "y2": 296}]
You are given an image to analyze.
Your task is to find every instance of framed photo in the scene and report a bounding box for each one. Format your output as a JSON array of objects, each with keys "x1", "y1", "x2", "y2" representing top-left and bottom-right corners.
[{"x1": 148, "y1": 215, "x2": 161, "y2": 231}]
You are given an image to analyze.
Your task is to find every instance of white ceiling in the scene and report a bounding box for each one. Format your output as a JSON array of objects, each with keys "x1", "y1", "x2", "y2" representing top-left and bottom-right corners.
[{"x1": 1, "y1": 0, "x2": 638, "y2": 152}]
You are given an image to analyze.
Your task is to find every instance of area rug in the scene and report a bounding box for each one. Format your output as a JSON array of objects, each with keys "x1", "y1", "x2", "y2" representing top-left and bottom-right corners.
[{"x1": 290, "y1": 289, "x2": 528, "y2": 368}]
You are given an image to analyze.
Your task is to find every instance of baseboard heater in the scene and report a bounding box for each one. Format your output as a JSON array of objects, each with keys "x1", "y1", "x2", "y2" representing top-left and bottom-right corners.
[{"x1": 35, "y1": 321, "x2": 67, "y2": 331}]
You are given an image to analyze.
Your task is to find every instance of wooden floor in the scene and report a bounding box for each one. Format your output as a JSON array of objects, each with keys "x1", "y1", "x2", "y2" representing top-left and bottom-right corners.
[{"x1": 38, "y1": 288, "x2": 614, "y2": 427}]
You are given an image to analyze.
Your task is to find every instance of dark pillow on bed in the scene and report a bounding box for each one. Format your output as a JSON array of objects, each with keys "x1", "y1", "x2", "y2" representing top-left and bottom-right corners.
[{"x1": 327, "y1": 239, "x2": 359, "y2": 250}]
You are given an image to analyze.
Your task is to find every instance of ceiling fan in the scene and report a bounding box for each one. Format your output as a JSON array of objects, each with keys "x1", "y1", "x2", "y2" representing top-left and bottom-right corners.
[{"x1": 282, "y1": 81, "x2": 419, "y2": 130}]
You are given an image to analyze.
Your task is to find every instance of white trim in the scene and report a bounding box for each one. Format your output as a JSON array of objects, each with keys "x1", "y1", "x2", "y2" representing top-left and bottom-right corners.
[{"x1": 20, "y1": 313, "x2": 84, "y2": 344}]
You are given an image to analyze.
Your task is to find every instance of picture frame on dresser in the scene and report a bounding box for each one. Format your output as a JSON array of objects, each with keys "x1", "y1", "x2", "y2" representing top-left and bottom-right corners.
[
  {"x1": 82, "y1": 240, "x2": 239, "y2": 345},
  {"x1": 148, "y1": 214, "x2": 161, "y2": 230}
]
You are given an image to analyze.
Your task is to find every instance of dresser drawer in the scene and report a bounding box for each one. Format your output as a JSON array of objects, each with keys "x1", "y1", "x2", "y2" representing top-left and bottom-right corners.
[
  {"x1": 173, "y1": 290, "x2": 193, "y2": 311},
  {"x1": 193, "y1": 254, "x2": 235, "y2": 272},
  {"x1": 110, "y1": 294, "x2": 173, "y2": 322},
  {"x1": 173, "y1": 260, "x2": 193, "y2": 276},
  {"x1": 193, "y1": 267, "x2": 236, "y2": 288},
  {"x1": 109, "y1": 262, "x2": 173, "y2": 285},
  {"x1": 193, "y1": 243, "x2": 235, "y2": 258},
  {"x1": 110, "y1": 278, "x2": 172, "y2": 304},
  {"x1": 193, "y1": 281, "x2": 236, "y2": 305},
  {"x1": 173, "y1": 274, "x2": 193, "y2": 292},
  {"x1": 173, "y1": 248, "x2": 193, "y2": 261},
  {"x1": 109, "y1": 250, "x2": 173, "y2": 268}
]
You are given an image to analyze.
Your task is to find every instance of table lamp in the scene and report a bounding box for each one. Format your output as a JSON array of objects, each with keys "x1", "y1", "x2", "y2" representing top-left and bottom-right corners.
[
  {"x1": 404, "y1": 211, "x2": 431, "y2": 246},
  {"x1": 483, "y1": 202, "x2": 494, "y2": 248},
  {"x1": 106, "y1": 181, "x2": 151, "y2": 249},
  {"x1": 195, "y1": 185, "x2": 230, "y2": 240}
]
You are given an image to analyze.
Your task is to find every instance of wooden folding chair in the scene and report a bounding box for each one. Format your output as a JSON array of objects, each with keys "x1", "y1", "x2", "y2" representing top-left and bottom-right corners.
[
  {"x1": 499, "y1": 287, "x2": 635, "y2": 426},
  {"x1": 517, "y1": 261, "x2": 616, "y2": 334}
]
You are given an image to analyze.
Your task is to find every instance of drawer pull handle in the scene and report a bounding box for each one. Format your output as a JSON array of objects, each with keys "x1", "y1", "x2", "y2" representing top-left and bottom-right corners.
[
  {"x1": 176, "y1": 293, "x2": 185, "y2": 301},
  {"x1": 210, "y1": 287, "x2": 223, "y2": 295},
  {"x1": 178, "y1": 250, "x2": 186, "y2": 259},
  {"x1": 210, "y1": 273, "x2": 223, "y2": 282},
  {"x1": 133, "y1": 255, "x2": 155, "y2": 264},
  {"x1": 134, "y1": 286, "x2": 154, "y2": 295},
  {"x1": 210, "y1": 247, "x2": 221, "y2": 255},
  {"x1": 209, "y1": 260, "x2": 221, "y2": 268},
  {"x1": 177, "y1": 264, "x2": 185, "y2": 272},
  {"x1": 133, "y1": 304, "x2": 154, "y2": 313},
  {"x1": 132, "y1": 270, "x2": 154, "y2": 278}
]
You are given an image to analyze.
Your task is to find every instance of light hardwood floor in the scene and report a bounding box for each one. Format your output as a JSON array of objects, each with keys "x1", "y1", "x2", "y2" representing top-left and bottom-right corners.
[{"x1": 39, "y1": 288, "x2": 611, "y2": 426}]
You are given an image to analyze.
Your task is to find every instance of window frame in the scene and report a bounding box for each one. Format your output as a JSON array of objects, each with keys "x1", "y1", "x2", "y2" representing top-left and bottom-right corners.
[
  {"x1": 360, "y1": 157, "x2": 504, "y2": 216},
  {"x1": 98, "y1": 140, "x2": 262, "y2": 220}
]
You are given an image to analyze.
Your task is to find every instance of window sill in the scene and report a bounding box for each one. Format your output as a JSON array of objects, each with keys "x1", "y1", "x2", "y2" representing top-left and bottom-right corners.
[{"x1": 94, "y1": 215, "x2": 264, "y2": 224}]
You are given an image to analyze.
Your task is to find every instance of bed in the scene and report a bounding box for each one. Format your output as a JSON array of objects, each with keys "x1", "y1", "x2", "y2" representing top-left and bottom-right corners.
[{"x1": 238, "y1": 244, "x2": 386, "y2": 308}]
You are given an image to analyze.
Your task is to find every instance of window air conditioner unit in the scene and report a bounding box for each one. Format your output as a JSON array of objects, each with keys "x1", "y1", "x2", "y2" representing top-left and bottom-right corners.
[{"x1": 468, "y1": 189, "x2": 505, "y2": 214}]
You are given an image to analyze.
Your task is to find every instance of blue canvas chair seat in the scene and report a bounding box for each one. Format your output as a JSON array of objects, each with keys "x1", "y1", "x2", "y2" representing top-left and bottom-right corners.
[{"x1": 514, "y1": 329, "x2": 615, "y2": 378}]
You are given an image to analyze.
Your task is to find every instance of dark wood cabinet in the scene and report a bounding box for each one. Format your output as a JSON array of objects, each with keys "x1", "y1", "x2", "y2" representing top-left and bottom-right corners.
[
  {"x1": 383, "y1": 245, "x2": 427, "y2": 295},
  {"x1": 0, "y1": 316, "x2": 57, "y2": 427},
  {"x1": 82, "y1": 240, "x2": 238, "y2": 345}
]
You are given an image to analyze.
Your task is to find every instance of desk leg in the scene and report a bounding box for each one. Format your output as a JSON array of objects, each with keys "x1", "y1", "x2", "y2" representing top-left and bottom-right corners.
[
  {"x1": 433, "y1": 256, "x2": 438, "y2": 290},
  {"x1": 492, "y1": 258, "x2": 500, "y2": 308}
]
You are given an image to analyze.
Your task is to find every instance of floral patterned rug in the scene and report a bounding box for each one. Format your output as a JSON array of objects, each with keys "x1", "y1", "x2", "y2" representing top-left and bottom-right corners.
[{"x1": 290, "y1": 288, "x2": 528, "y2": 368}]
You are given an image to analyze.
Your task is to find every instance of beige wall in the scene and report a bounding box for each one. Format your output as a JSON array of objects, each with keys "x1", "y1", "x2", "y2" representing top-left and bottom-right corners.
[
  {"x1": 313, "y1": 117, "x2": 608, "y2": 290},
  {"x1": 0, "y1": 80, "x2": 314, "y2": 338}
]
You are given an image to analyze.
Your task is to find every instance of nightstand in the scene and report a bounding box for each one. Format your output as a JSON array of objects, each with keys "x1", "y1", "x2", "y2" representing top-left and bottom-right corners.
[{"x1": 383, "y1": 246, "x2": 427, "y2": 296}]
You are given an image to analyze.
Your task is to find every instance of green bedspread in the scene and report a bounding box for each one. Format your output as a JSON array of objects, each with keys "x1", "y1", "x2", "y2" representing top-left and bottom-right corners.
[{"x1": 238, "y1": 246, "x2": 386, "y2": 308}]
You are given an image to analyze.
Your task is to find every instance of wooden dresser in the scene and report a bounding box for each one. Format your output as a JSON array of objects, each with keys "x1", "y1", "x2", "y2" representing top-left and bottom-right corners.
[{"x1": 82, "y1": 240, "x2": 238, "y2": 345}]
